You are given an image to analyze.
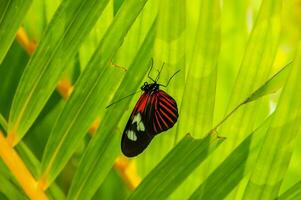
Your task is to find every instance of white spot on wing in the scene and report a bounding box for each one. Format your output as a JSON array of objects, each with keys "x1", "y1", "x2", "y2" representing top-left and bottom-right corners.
[
  {"x1": 126, "y1": 130, "x2": 137, "y2": 141},
  {"x1": 132, "y1": 113, "x2": 145, "y2": 132}
]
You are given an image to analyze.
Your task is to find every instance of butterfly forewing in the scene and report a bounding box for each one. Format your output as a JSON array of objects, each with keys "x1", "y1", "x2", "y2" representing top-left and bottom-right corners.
[{"x1": 121, "y1": 93, "x2": 154, "y2": 157}]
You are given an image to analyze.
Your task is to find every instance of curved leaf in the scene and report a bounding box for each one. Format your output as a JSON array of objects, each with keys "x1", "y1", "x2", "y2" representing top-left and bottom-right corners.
[
  {"x1": 279, "y1": 181, "x2": 301, "y2": 200},
  {"x1": 8, "y1": 0, "x2": 110, "y2": 145},
  {"x1": 41, "y1": 0, "x2": 150, "y2": 188},
  {"x1": 67, "y1": 17, "x2": 156, "y2": 200},
  {"x1": 0, "y1": 0, "x2": 32, "y2": 63},
  {"x1": 189, "y1": 115, "x2": 272, "y2": 200},
  {"x1": 243, "y1": 41, "x2": 301, "y2": 199},
  {"x1": 129, "y1": 134, "x2": 223, "y2": 200}
]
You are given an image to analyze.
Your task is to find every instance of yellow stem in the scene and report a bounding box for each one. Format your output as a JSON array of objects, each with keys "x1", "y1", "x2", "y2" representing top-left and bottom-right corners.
[
  {"x1": 56, "y1": 79, "x2": 74, "y2": 100},
  {"x1": 0, "y1": 131, "x2": 48, "y2": 200},
  {"x1": 16, "y1": 27, "x2": 37, "y2": 54},
  {"x1": 114, "y1": 156, "x2": 141, "y2": 190},
  {"x1": 88, "y1": 117, "x2": 101, "y2": 136}
]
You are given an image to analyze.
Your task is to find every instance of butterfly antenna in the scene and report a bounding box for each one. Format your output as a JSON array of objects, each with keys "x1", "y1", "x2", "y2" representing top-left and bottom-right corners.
[
  {"x1": 147, "y1": 58, "x2": 156, "y2": 82},
  {"x1": 160, "y1": 69, "x2": 181, "y2": 87},
  {"x1": 155, "y1": 62, "x2": 165, "y2": 82},
  {"x1": 106, "y1": 90, "x2": 141, "y2": 109}
]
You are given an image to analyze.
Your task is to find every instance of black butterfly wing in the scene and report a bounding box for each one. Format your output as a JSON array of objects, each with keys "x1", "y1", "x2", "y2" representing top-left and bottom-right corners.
[
  {"x1": 150, "y1": 90, "x2": 178, "y2": 135},
  {"x1": 121, "y1": 93, "x2": 154, "y2": 157},
  {"x1": 121, "y1": 90, "x2": 178, "y2": 157}
]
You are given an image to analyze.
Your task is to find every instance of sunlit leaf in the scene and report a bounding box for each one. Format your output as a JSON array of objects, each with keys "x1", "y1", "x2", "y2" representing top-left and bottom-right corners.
[
  {"x1": 0, "y1": 0, "x2": 32, "y2": 63},
  {"x1": 278, "y1": 181, "x2": 301, "y2": 200},
  {"x1": 189, "y1": 115, "x2": 272, "y2": 200},
  {"x1": 67, "y1": 17, "x2": 156, "y2": 200},
  {"x1": 129, "y1": 134, "x2": 223, "y2": 200},
  {"x1": 8, "y1": 0, "x2": 110, "y2": 144},
  {"x1": 243, "y1": 41, "x2": 301, "y2": 199},
  {"x1": 41, "y1": 0, "x2": 150, "y2": 189}
]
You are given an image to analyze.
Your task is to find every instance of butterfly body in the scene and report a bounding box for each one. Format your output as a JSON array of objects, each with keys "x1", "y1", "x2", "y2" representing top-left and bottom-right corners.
[{"x1": 122, "y1": 82, "x2": 178, "y2": 157}]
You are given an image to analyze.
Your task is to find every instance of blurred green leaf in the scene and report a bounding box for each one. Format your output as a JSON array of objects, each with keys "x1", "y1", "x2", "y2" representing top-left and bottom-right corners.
[
  {"x1": 245, "y1": 61, "x2": 292, "y2": 103},
  {"x1": 8, "y1": 0, "x2": 110, "y2": 144},
  {"x1": 41, "y1": 0, "x2": 150, "y2": 189},
  {"x1": 0, "y1": 113, "x2": 7, "y2": 131},
  {"x1": 279, "y1": 181, "x2": 301, "y2": 200},
  {"x1": 113, "y1": 0, "x2": 125, "y2": 15},
  {"x1": 172, "y1": 0, "x2": 221, "y2": 198},
  {"x1": 0, "y1": 41, "x2": 29, "y2": 119},
  {"x1": 0, "y1": 173, "x2": 27, "y2": 200},
  {"x1": 129, "y1": 134, "x2": 223, "y2": 200},
  {"x1": 67, "y1": 16, "x2": 156, "y2": 200},
  {"x1": 209, "y1": 0, "x2": 282, "y2": 198},
  {"x1": 93, "y1": 169, "x2": 129, "y2": 200},
  {"x1": 189, "y1": 115, "x2": 272, "y2": 200},
  {"x1": 137, "y1": 0, "x2": 186, "y2": 179},
  {"x1": 177, "y1": 0, "x2": 220, "y2": 139},
  {"x1": 243, "y1": 41, "x2": 301, "y2": 199},
  {"x1": 15, "y1": 143, "x2": 66, "y2": 199},
  {"x1": 0, "y1": 0, "x2": 32, "y2": 63},
  {"x1": 23, "y1": 94, "x2": 64, "y2": 160},
  {"x1": 79, "y1": 1, "x2": 113, "y2": 70}
]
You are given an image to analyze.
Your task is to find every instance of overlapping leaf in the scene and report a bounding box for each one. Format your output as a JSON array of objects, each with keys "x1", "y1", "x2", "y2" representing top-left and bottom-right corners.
[
  {"x1": 8, "y1": 0, "x2": 110, "y2": 145},
  {"x1": 41, "y1": 0, "x2": 150, "y2": 189},
  {"x1": 67, "y1": 17, "x2": 156, "y2": 200},
  {"x1": 243, "y1": 40, "x2": 301, "y2": 199},
  {"x1": 129, "y1": 134, "x2": 223, "y2": 200},
  {"x1": 0, "y1": 0, "x2": 32, "y2": 63}
]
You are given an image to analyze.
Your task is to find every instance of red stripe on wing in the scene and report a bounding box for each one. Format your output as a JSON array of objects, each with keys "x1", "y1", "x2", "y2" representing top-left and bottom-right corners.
[{"x1": 159, "y1": 102, "x2": 177, "y2": 118}]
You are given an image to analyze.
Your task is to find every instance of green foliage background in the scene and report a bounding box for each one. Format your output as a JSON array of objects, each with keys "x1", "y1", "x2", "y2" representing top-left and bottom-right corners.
[{"x1": 0, "y1": 0, "x2": 301, "y2": 199}]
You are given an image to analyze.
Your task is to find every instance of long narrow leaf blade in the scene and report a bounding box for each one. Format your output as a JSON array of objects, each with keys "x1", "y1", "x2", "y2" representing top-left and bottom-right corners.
[
  {"x1": 278, "y1": 181, "x2": 301, "y2": 200},
  {"x1": 189, "y1": 115, "x2": 272, "y2": 200},
  {"x1": 129, "y1": 134, "x2": 223, "y2": 200},
  {"x1": 41, "y1": 0, "x2": 150, "y2": 188},
  {"x1": 246, "y1": 61, "x2": 292, "y2": 103},
  {"x1": 8, "y1": 0, "x2": 110, "y2": 145},
  {"x1": 209, "y1": 0, "x2": 282, "y2": 198},
  {"x1": 177, "y1": 0, "x2": 220, "y2": 139},
  {"x1": 67, "y1": 18, "x2": 156, "y2": 200},
  {"x1": 0, "y1": 173, "x2": 27, "y2": 200},
  {"x1": 243, "y1": 41, "x2": 301, "y2": 199},
  {"x1": 0, "y1": 0, "x2": 32, "y2": 63}
]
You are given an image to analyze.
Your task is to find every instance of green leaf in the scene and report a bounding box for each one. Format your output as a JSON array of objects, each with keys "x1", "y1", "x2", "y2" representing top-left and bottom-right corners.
[
  {"x1": 93, "y1": 168, "x2": 130, "y2": 200},
  {"x1": 8, "y1": 0, "x2": 110, "y2": 144},
  {"x1": 15, "y1": 143, "x2": 66, "y2": 199},
  {"x1": 67, "y1": 17, "x2": 156, "y2": 200},
  {"x1": 0, "y1": 41, "x2": 29, "y2": 119},
  {"x1": 0, "y1": 173, "x2": 27, "y2": 200},
  {"x1": 171, "y1": 0, "x2": 221, "y2": 198},
  {"x1": 41, "y1": 0, "x2": 150, "y2": 188},
  {"x1": 245, "y1": 61, "x2": 292, "y2": 103},
  {"x1": 23, "y1": 94, "x2": 65, "y2": 160},
  {"x1": 278, "y1": 181, "x2": 301, "y2": 200},
  {"x1": 129, "y1": 134, "x2": 223, "y2": 200},
  {"x1": 0, "y1": 113, "x2": 7, "y2": 131},
  {"x1": 137, "y1": 0, "x2": 186, "y2": 179},
  {"x1": 225, "y1": 0, "x2": 281, "y2": 111},
  {"x1": 243, "y1": 41, "x2": 301, "y2": 199},
  {"x1": 176, "y1": 0, "x2": 220, "y2": 139},
  {"x1": 79, "y1": 1, "x2": 113, "y2": 70},
  {"x1": 189, "y1": 115, "x2": 272, "y2": 200},
  {"x1": 208, "y1": 0, "x2": 282, "y2": 198},
  {"x1": 0, "y1": 0, "x2": 32, "y2": 63}
]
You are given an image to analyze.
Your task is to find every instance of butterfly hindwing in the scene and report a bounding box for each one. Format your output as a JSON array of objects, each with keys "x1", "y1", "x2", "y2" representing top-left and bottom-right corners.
[{"x1": 151, "y1": 90, "x2": 178, "y2": 135}]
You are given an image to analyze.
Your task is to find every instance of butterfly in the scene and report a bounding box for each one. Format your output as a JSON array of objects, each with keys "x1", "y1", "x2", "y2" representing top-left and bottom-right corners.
[{"x1": 121, "y1": 60, "x2": 180, "y2": 157}]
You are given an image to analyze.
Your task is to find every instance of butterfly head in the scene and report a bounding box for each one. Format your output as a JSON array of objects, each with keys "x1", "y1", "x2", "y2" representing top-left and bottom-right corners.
[{"x1": 141, "y1": 82, "x2": 159, "y2": 92}]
